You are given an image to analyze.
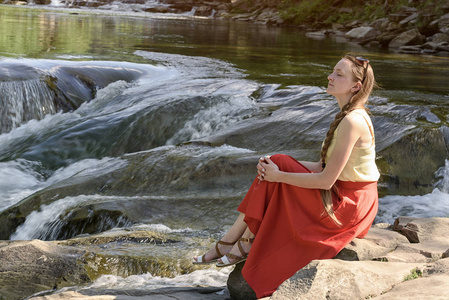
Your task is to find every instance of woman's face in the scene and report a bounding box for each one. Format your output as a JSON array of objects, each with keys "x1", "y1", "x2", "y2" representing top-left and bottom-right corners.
[{"x1": 326, "y1": 58, "x2": 358, "y2": 103}]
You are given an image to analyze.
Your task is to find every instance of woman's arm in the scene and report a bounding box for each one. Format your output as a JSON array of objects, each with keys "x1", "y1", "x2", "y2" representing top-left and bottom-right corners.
[
  {"x1": 259, "y1": 115, "x2": 364, "y2": 190},
  {"x1": 297, "y1": 161, "x2": 322, "y2": 173}
]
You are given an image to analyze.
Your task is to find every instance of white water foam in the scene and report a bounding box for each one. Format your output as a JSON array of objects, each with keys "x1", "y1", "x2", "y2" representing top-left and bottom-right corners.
[
  {"x1": 376, "y1": 159, "x2": 449, "y2": 224},
  {"x1": 84, "y1": 268, "x2": 231, "y2": 291},
  {"x1": 0, "y1": 156, "x2": 126, "y2": 213},
  {"x1": 10, "y1": 196, "x2": 81, "y2": 240},
  {"x1": 377, "y1": 189, "x2": 449, "y2": 224},
  {"x1": 0, "y1": 159, "x2": 44, "y2": 211}
]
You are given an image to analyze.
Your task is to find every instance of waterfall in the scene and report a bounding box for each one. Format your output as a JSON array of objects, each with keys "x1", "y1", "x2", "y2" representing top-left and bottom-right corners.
[{"x1": 0, "y1": 79, "x2": 57, "y2": 134}]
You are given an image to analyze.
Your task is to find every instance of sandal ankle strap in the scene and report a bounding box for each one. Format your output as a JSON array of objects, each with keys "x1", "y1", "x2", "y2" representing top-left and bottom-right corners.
[
  {"x1": 215, "y1": 239, "x2": 238, "y2": 257},
  {"x1": 239, "y1": 237, "x2": 255, "y2": 243}
]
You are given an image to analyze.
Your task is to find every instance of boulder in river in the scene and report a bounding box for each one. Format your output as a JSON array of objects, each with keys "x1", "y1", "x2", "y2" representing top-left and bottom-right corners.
[
  {"x1": 388, "y1": 28, "x2": 425, "y2": 48},
  {"x1": 344, "y1": 26, "x2": 377, "y2": 41},
  {"x1": 0, "y1": 239, "x2": 90, "y2": 300}
]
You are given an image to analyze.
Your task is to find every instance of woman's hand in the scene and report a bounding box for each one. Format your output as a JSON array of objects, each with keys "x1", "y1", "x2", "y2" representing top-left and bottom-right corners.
[{"x1": 257, "y1": 155, "x2": 280, "y2": 182}]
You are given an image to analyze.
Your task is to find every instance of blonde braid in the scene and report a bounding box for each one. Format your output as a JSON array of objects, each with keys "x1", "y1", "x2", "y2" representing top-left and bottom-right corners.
[{"x1": 319, "y1": 54, "x2": 376, "y2": 225}]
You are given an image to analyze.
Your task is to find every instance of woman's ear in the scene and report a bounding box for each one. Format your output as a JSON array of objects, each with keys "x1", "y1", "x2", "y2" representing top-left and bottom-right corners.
[{"x1": 351, "y1": 82, "x2": 362, "y2": 93}]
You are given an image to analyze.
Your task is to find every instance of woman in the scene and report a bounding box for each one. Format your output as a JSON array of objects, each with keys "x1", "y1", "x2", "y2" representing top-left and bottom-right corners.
[{"x1": 193, "y1": 54, "x2": 380, "y2": 298}]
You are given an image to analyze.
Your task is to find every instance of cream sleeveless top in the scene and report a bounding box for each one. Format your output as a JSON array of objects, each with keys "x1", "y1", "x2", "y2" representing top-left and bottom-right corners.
[{"x1": 325, "y1": 109, "x2": 380, "y2": 182}]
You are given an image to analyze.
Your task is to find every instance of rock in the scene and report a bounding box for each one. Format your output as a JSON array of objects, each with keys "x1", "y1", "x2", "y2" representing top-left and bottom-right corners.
[
  {"x1": 422, "y1": 41, "x2": 438, "y2": 50},
  {"x1": 437, "y1": 43, "x2": 449, "y2": 52},
  {"x1": 195, "y1": 6, "x2": 213, "y2": 17},
  {"x1": 388, "y1": 28, "x2": 424, "y2": 48},
  {"x1": 344, "y1": 20, "x2": 361, "y2": 29},
  {"x1": 0, "y1": 240, "x2": 90, "y2": 300},
  {"x1": 401, "y1": 238, "x2": 449, "y2": 260},
  {"x1": 398, "y1": 45, "x2": 422, "y2": 54},
  {"x1": 364, "y1": 226, "x2": 410, "y2": 248},
  {"x1": 421, "y1": 48, "x2": 438, "y2": 55},
  {"x1": 305, "y1": 30, "x2": 326, "y2": 40},
  {"x1": 389, "y1": 13, "x2": 409, "y2": 23},
  {"x1": 29, "y1": 287, "x2": 230, "y2": 299},
  {"x1": 334, "y1": 237, "x2": 393, "y2": 261},
  {"x1": 227, "y1": 262, "x2": 257, "y2": 300},
  {"x1": 372, "y1": 275, "x2": 449, "y2": 299},
  {"x1": 377, "y1": 32, "x2": 399, "y2": 47},
  {"x1": 393, "y1": 217, "x2": 449, "y2": 243},
  {"x1": 34, "y1": 0, "x2": 51, "y2": 4},
  {"x1": 270, "y1": 260, "x2": 424, "y2": 299},
  {"x1": 423, "y1": 257, "x2": 449, "y2": 275},
  {"x1": 376, "y1": 128, "x2": 448, "y2": 195},
  {"x1": 438, "y1": 13, "x2": 449, "y2": 31},
  {"x1": 397, "y1": 6, "x2": 418, "y2": 15},
  {"x1": 429, "y1": 33, "x2": 449, "y2": 43},
  {"x1": 144, "y1": 6, "x2": 174, "y2": 13},
  {"x1": 436, "y1": 50, "x2": 449, "y2": 57},
  {"x1": 399, "y1": 12, "x2": 419, "y2": 27},
  {"x1": 331, "y1": 22, "x2": 344, "y2": 31},
  {"x1": 345, "y1": 26, "x2": 377, "y2": 41},
  {"x1": 339, "y1": 7, "x2": 353, "y2": 14},
  {"x1": 0, "y1": 146, "x2": 257, "y2": 240},
  {"x1": 370, "y1": 17, "x2": 389, "y2": 31},
  {"x1": 385, "y1": 21, "x2": 401, "y2": 32}
]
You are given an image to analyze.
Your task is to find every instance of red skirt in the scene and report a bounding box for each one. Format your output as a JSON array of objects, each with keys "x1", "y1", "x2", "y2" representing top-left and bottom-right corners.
[{"x1": 238, "y1": 154, "x2": 378, "y2": 298}]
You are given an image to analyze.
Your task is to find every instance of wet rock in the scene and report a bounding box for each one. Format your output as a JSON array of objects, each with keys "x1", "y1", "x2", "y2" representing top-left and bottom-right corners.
[
  {"x1": 195, "y1": 6, "x2": 213, "y2": 17},
  {"x1": 436, "y1": 43, "x2": 449, "y2": 52},
  {"x1": 399, "y1": 12, "x2": 419, "y2": 27},
  {"x1": 227, "y1": 262, "x2": 257, "y2": 300},
  {"x1": 437, "y1": 13, "x2": 449, "y2": 32},
  {"x1": 29, "y1": 287, "x2": 230, "y2": 300},
  {"x1": 0, "y1": 146, "x2": 256, "y2": 240},
  {"x1": 144, "y1": 6, "x2": 175, "y2": 13},
  {"x1": 370, "y1": 17, "x2": 390, "y2": 31},
  {"x1": 428, "y1": 33, "x2": 449, "y2": 43},
  {"x1": 305, "y1": 30, "x2": 326, "y2": 40},
  {"x1": 389, "y1": 13, "x2": 409, "y2": 23},
  {"x1": 388, "y1": 28, "x2": 424, "y2": 48},
  {"x1": 34, "y1": 0, "x2": 51, "y2": 4},
  {"x1": 422, "y1": 41, "x2": 438, "y2": 50},
  {"x1": 345, "y1": 26, "x2": 377, "y2": 41},
  {"x1": 376, "y1": 128, "x2": 447, "y2": 196},
  {"x1": 421, "y1": 48, "x2": 438, "y2": 55},
  {"x1": 398, "y1": 45, "x2": 422, "y2": 54},
  {"x1": 0, "y1": 240, "x2": 90, "y2": 300}
]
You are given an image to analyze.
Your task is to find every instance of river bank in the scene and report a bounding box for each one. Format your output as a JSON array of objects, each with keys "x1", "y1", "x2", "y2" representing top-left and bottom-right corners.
[
  {"x1": 1, "y1": 217, "x2": 448, "y2": 299},
  {"x1": 3, "y1": 0, "x2": 449, "y2": 56}
]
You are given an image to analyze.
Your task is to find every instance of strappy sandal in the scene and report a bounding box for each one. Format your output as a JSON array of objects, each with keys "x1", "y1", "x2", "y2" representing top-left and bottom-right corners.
[
  {"x1": 193, "y1": 240, "x2": 236, "y2": 265},
  {"x1": 216, "y1": 237, "x2": 254, "y2": 267}
]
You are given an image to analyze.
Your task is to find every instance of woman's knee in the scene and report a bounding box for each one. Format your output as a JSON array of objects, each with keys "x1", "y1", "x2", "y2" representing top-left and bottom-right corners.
[{"x1": 269, "y1": 154, "x2": 293, "y2": 166}]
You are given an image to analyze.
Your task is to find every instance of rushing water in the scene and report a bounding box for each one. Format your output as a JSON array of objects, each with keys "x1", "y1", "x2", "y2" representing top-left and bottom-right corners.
[{"x1": 1, "y1": 3, "x2": 449, "y2": 297}]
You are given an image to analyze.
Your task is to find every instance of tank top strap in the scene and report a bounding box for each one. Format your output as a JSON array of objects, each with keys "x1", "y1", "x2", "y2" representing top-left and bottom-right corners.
[{"x1": 351, "y1": 110, "x2": 374, "y2": 140}]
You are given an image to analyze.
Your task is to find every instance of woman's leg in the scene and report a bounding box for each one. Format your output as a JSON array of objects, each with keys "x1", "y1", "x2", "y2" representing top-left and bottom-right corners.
[
  {"x1": 193, "y1": 212, "x2": 248, "y2": 263},
  {"x1": 217, "y1": 225, "x2": 255, "y2": 264}
]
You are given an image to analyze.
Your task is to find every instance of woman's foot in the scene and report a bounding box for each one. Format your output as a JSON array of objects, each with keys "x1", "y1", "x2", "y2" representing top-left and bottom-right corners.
[
  {"x1": 193, "y1": 240, "x2": 235, "y2": 265},
  {"x1": 216, "y1": 237, "x2": 254, "y2": 267}
]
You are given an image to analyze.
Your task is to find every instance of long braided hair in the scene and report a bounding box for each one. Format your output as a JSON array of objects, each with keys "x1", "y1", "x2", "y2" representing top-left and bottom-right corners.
[{"x1": 319, "y1": 54, "x2": 377, "y2": 225}]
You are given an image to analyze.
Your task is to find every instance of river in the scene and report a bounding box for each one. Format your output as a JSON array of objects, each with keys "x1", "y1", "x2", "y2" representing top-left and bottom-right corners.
[{"x1": 1, "y1": 3, "x2": 449, "y2": 298}]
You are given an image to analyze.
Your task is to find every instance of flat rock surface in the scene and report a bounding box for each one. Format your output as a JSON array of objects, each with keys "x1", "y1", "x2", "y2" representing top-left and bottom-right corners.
[{"x1": 29, "y1": 287, "x2": 230, "y2": 300}]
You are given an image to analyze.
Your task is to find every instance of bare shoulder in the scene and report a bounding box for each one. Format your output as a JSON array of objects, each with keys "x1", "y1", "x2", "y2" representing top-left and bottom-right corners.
[{"x1": 342, "y1": 111, "x2": 368, "y2": 128}]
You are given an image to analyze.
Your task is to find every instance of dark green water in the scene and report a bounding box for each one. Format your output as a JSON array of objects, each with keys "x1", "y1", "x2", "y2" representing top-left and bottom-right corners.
[{"x1": 2, "y1": 5, "x2": 449, "y2": 94}]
